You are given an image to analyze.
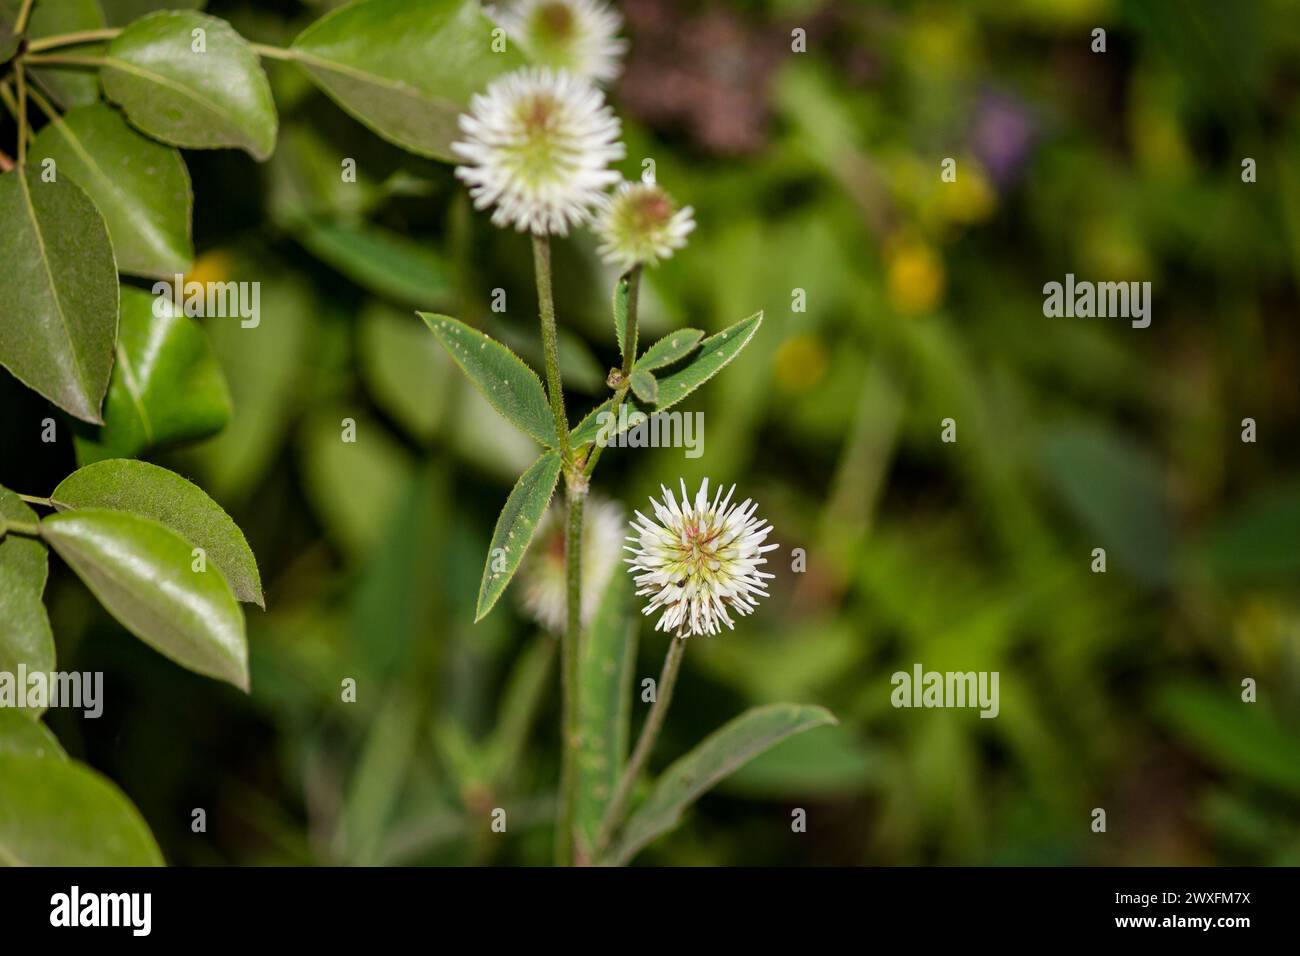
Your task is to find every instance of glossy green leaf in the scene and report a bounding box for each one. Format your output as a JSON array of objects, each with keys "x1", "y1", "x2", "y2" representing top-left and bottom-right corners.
[
  {"x1": 41, "y1": 508, "x2": 249, "y2": 690},
  {"x1": 629, "y1": 368, "x2": 658, "y2": 404},
  {"x1": 0, "y1": 712, "x2": 66, "y2": 761},
  {"x1": 419, "y1": 312, "x2": 558, "y2": 448},
  {"x1": 73, "y1": 287, "x2": 230, "y2": 463},
  {"x1": 574, "y1": 570, "x2": 635, "y2": 856},
  {"x1": 102, "y1": 0, "x2": 205, "y2": 28},
  {"x1": 476, "y1": 451, "x2": 562, "y2": 621},
  {"x1": 614, "y1": 273, "x2": 633, "y2": 365},
  {"x1": 31, "y1": 102, "x2": 193, "y2": 278},
  {"x1": 0, "y1": 754, "x2": 164, "y2": 865},
  {"x1": 102, "y1": 11, "x2": 277, "y2": 160},
  {"x1": 296, "y1": 216, "x2": 453, "y2": 306},
  {"x1": 0, "y1": 166, "x2": 118, "y2": 424},
  {"x1": 654, "y1": 311, "x2": 763, "y2": 411},
  {"x1": 53, "y1": 458, "x2": 262, "y2": 606},
  {"x1": 290, "y1": 0, "x2": 525, "y2": 162},
  {"x1": 0, "y1": 489, "x2": 54, "y2": 708},
  {"x1": 634, "y1": 328, "x2": 705, "y2": 372},
  {"x1": 609, "y1": 703, "x2": 836, "y2": 865},
  {"x1": 4, "y1": 0, "x2": 106, "y2": 108}
]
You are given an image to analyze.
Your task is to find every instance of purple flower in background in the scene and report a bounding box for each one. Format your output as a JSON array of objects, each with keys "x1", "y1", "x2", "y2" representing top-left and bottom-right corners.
[{"x1": 971, "y1": 89, "x2": 1039, "y2": 189}]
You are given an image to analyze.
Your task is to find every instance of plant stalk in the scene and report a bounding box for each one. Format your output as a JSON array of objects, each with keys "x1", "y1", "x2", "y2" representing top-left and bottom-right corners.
[
  {"x1": 558, "y1": 484, "x2": 586, "y2": 865},
  {"x1": 594, "y1": 636, "x2": 685, "y2": 856},
  {"x1": 24, "y1": 28, "x2": 121, "y2": 52},
  {"x1": 531, "y1": 234, "x2": 571, "y2": 462}
]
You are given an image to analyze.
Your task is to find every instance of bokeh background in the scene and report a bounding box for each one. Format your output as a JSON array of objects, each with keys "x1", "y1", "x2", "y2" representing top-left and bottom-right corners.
[{"x1": 3, "y1": 0, "x2": 1300, "y2": 865}]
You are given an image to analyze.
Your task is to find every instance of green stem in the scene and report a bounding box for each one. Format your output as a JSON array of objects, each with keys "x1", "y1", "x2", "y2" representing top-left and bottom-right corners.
[
  {"x1": 18, "y1": 54, "x2": 108, "y2": 67},
  {"x1": 14, "y1": 0, "x2": 35, "y2": 35},
  {"x1": 24, "y1": 28, "x2": 121, "y2": 52},
  {"x1": 0, "y1": 518, "x2": 42, "y2": 538},
  {"x1": 594, "y1": 637, "x2": 685, "y2": 857},
  {"x1": 531, "y1": 234, "x2": 571, "y2": 462},
  {"x1": 559, "y1": 485, "x2": 586, "y2": 865},
  {"x1": 14, "y1": 64, "x2": 26, "y2": 167},
  {"x1": 249, "y1": 43, "x2": 297, "y2": 62},
  {"x1": 18, "y1": 494, "x2": 61, "y2": 508}
]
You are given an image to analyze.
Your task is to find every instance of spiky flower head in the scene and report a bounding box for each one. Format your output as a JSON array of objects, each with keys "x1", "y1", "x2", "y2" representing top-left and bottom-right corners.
[
  {"x1": 625, "y1": 479, "x2": 778, "y2": 638},
  {"x1": 595, "y1": 181, "x2": 695, "y2": 272},
  {"x1": 494, "y1": 0, "x2": 627, "y2": 85},
  {"x1": 519, "y1": 495, "x2": 624, "y2": 632},
  {"x1": 453, "y1": 67, "x2": 625, "y2": 236}
]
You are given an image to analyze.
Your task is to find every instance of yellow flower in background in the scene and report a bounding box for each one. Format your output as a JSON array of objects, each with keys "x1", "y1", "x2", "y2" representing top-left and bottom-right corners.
[
  {"x1": 886, "y1": 236, "x2": 945, "y2": 315},
  {"x1": 186, "y1": 249, "x2": 234, "y2": 287},
  {"x1": 773, "y1": 334, "x2": 828, "y2": 394},
  {"x1": 937, "y1": 158, "x2": 996, "y2": 226}
]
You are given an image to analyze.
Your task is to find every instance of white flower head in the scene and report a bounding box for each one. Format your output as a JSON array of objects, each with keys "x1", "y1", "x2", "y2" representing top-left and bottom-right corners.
[
  {"x1": 625, "y1": 479, "x2": 778, "y2": 638},
  {"x1": 494, "y1": 0, "x2": 627, "y2": 85},
  {"x1": 595, "y1": 181, "x2": 695, "y2": 271},
  {"x1": 453, "y1": 67, "x2": 625, "y2": 236},
  {"x1": 519, "y1": 495, "x2": 624, "y2": 632}
]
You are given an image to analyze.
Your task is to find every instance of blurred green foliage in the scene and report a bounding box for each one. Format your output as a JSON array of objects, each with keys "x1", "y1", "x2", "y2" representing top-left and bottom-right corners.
[{"x1": 3, "y1": 0, "x2": 1299, "y2": 865}]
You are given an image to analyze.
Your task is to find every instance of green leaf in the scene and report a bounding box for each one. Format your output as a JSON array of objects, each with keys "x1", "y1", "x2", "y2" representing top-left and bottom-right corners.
[
  {"x1": 0, "y1": 489, "x2": 54, "y2": 711},
  {"x1": 101, "y1": 0, "x2": 205, "y2": 28},
  {"x1": 0, "y1": 712, "x2": 66, "y2": 761},
  {"x1": 609, "y1": 703, "x2": 836, "y2": 865},
  {"x1": 634, "y1": 328, "x2": 705, "y2": 372},
  {"x1": 574, "y1": 571, "x2": 635, "y2": 856},
  {"x1": 359, "y1": 301, "x2": 452, "y2": 442},
  {"x1": 614, "y1": 273, "x2": 633, "y2": 365},
  {"x1": 53, "y1": 458, "x2": 263, "y2": 607},
  {"x1": 629, "y1": 368, "x2": 658, "y2": 404},
  {"x1": 73, "y1": 286, "x2": 231, "y2": 463},
  {"x1": 654, "y1": 311, "x2": 763, "y2": 411},
  {"x1": 1038, "y1": 421, "x2": 1172, "y2": 587},
  {"x1": 30, "y1": 102, "x2": 193, "y2": 279},
  {"x1": 102, "y1": 11, "x2": 277, "y2": 160},
  {"x1": 11, "y1": 0, "x2": 107, "y2": 108},
  {"x1": 41, "y1": 508, "x2": 249, "y2": 690},
  {"x1": 0, "y1": 166, "x2": 118, "y2": 424},
  {"x1": 0, "y1": 754, "x2": 164, "y2": 865},
  {"x1": 1194, "y1": 481, "x2": 1300, "y2": 583},
  {"x1": 419, "y1": 312, "x2": 558, "y2": 448},
  {"x1": 296, "y1": 216, "x2": 453, "y2": 306},
  {"x1": 290, "y1": 0, "x2": 525, "y2": 162},
  {"x1": 1152, "y1": 681, "x2": 1300, "y2": 798},
  {"x1": 476, "y1": 451, "x2": 562, "y2": 621},
  {"x1": 483, "y1": 634, "x2": 556, "y2": 784}
]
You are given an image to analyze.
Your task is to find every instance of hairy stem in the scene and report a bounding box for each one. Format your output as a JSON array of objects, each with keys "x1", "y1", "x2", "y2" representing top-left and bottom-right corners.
[
  {"x1": 531, "y1": 234, "x2": 571, "y2": 461},
  {"x1": 558, "y1": 485, "x2": 586, "y2": 865},
  {"x1": 594, "y1": 636, "x2": 685, "y2": 856},
  {"x1": 619, "y1": 266, "x2": 643, "y2": 378},
  {"x1": 24, "y1": 28, "x2": 121, "y2": 53}
]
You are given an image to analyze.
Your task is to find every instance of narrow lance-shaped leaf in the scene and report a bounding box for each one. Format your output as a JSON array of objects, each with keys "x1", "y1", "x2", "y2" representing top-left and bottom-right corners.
[
  {"x1": 654, "y1": 311, "x2": 763, "y2": 410},
  {"x1": 72, "y1": 287, "x2": 231, "y2": 464},
  {"x1": 614, "y1": 273, "x2": 633, "y2": 365},
  {"x1": 53, "y1": 458, "x2": 263, "y2": 607},
  {"x1": 476, "y1": 452, "x2": 562, "y2": 622},
  {"x1": 30, "y1": 102, "x2": 193, "y2": 279},
  {"x1": 634, "y1": 328, "x2": 704, "y2": 372},
  {"x1": 289, "y1": 0, "x2": 525, "y2": 162},
  {"x1": 0, "y1": 167, "x2": 118, "y2": 424},
  {"x1": 0, "y1": 489, "x2": 55, "y2": 710},
  {"x1": 419, "y1": 312, "x2": 559, "y2": 448},
  {"x1": 629, "y1": 368, "x2": 658, "y2": 405},
  {"x1": 574, "y1": 570, "x2": 636, "y2": 856},
  {"x1": 41, "y1": 508, "x2": 249, "y2": 690},
  {"x1": 102, "y1": 11, "x2": 278, "y2": 160},
  {"x1": 297, "y1": 216, "x2": 453, "y2": 307},
  {"x1": 0, "y1": 712, "x2": 66, "y2": 761},
  {"x1": 0, "y1": 754, "x2": 164, "y2": 865},
  {"x1": 608, "y1": 703, "x2": 836, "y2": 865}
]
